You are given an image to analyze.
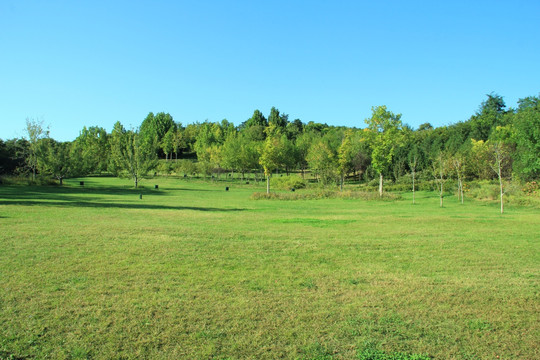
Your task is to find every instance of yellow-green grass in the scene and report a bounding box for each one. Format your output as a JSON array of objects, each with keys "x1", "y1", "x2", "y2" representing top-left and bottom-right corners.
[{"x1": 0, "y1": 177, "x2": 538, "y2": 359}]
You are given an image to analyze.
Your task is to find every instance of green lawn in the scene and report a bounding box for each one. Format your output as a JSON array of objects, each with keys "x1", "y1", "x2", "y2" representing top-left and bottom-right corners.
[{"x1": 0, "y1": 177, "x2": 538, "y2": 359}]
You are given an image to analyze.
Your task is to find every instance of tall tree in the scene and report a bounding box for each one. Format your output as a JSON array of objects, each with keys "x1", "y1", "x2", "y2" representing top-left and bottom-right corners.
[
  {"x1": 513, "y1": 95, "x2": 540, "y2": 180},
  {"x1": 470, "y1": 93, "x2": 507, "y2": 141},
  {"x1": 364, "y1": 106, "x2": 404, "y2": 196},
  {"x1": 161, "y1": 127, "x2": 176, "y2": 161},
  {"x1": 268, "y1": 107, "x2": 288, "y2": 129},
  {"x1": 72, "y1": 126, "x2": 109, "y2": 175},
  {"x1": 139, "y1": 112, "x2": 175, "y2": 154}
]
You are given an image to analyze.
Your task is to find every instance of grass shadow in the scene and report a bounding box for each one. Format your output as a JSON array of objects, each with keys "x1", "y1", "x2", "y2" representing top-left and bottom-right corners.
[
  {"x1": 0, "y1": 199, "x2": 245, "y2": 212},
  {"x1": 0, "y1": 185, "x2": 245, "y2": 212}
]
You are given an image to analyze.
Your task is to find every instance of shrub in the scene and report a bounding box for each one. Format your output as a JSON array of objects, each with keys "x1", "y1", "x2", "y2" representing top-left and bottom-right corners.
[
  {"x1": 270, "y1": 175, "x2": 307, "y2": 190},
  {"x1": 522, "y1": 181, "x2": 539, "y2": 196},
  {"x1": 251, "y1": 190, "x2": 401, "y2": 201},
  {"x1": 0, "y1": 175, "x2": 57, "y2": 186}
]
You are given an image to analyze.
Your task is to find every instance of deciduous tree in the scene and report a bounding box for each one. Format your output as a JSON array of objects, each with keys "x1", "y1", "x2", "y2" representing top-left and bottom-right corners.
[{"x1": 364, "y1": 106, "x2": 404, "y2": 196}]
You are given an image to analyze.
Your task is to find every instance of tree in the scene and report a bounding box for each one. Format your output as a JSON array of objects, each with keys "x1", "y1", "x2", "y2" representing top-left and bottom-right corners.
[
  {"x1": 513, "y1": 95, "x2": 540, "y2": 180},
  {"x1": 237, "y1": 136, "x2": 261, "y2": 181},
  {"x1": 0, "y1": 138, "x2": 28, "y2": 175},
  {"x1": 259, "y1": 126, "x2": 282, "y2": 193},
  {"x1": 24, "y1": 118, "x2": 49, "y2": 181},
  {"x1": 161, "y1": 127, "x2": 176, "y2": 161},
  {"x1": 72, "y1": 126, "x2": 109, "y2": 175},
  {"x1": 432, "y1": 151, "x2": 449, "y2": 208},
  {"x1": 268, "y1": 107, "x2": 288, "y2": 129},
  {"x1": 449, "y1": 145, "x2": 470, "y2": 205},
  {"x1": 364, "y1": 106, "x2": 404, "y2": 196},
  {"x1": 307, "y1": 139, "x2": 337, "y2": 185},
  {"x1": 37, "y1": 139, "x2": 76, "y2": 185},
  {"x1": 139, "y1": 112, "x2": 175, "y2": 157},
  {"x1": 338, "y1": 130, "x2": 356, "y2": 191},
  {"x1": 109, "y1": 122, "x2": 158, "y2": 188},
  {"x1": 469, "y1": 94, "x2": 507, "y2": 141},
  {"x1": 489, "y1": 141, "x2": 512, "y2": 214},
  {"x1": 408, "y1": 145, "x2": 419, "y2": 204}
]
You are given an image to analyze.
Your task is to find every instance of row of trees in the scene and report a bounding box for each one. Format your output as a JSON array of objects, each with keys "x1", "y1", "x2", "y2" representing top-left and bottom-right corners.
[{"x1": 1, "y1": 94, "x2": 539, "y2": 210}]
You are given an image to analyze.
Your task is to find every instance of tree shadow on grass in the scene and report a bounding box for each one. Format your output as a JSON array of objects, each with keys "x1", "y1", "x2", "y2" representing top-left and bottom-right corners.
[
  {"x1": 0, "y1": 199, "x2": 245, "y2": 211},
  {"x1": 0, "y1": 186, "x2": 245, "y2": 212}
]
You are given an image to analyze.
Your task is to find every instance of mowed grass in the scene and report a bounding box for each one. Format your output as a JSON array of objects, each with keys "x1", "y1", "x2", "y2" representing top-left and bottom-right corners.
[{"x1": 0, "y1": 177, "x2": 538, "y2": 359}]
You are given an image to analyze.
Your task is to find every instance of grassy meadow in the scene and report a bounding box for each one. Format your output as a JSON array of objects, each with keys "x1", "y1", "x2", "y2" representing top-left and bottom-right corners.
[{"x1": 0, "y1": 177, "x2": 538, "y2": 359}]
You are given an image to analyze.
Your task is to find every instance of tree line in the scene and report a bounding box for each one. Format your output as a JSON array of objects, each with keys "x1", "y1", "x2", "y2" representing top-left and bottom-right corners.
[{"x1": 1, "y1": 94, "x2": 539, "y2": 205}]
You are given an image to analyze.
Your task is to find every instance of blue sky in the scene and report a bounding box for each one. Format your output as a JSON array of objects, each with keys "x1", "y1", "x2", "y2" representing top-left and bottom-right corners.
[{"x1": 1, "y1": 0, "x2": 539, "y2": 141}]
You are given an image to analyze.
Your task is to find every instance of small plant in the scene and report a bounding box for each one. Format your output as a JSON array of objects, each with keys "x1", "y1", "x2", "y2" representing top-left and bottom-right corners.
[
  {"x1": 270, "y1": 175, "x2": 307, "y2": 190},
  {"x1": 522, "y1": 181, "x2": 539, "y2": 196}
]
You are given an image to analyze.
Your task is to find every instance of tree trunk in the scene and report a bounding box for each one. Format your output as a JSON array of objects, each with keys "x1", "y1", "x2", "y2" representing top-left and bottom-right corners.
[
  {"x1": 461, "y1": 180, "x2": 464, "y2": 205},
  {"x1": 340, "y1": 174, "x2": 344, "y2": 191},
  {"x1": 134, "y1": 176, "x2": 138, "y2": 188},
  {"x1": 412, "y1": 170, "x2": 415, "y2": 205},
  {"x1": 59, "y1": 177, "x2": 63, "y2": 186},
  {"x1": 440, "y1": 183, "x2": 443, "y2": 208},
  {"x1": 499, "y1": 168, "x2": 504, "y2": 214},
  {"x1": 266, "y1": 176, "x2": 270, "y2": 194},
  {"x1": 379, "y1": 173, "x2": 383, "y2": 197}
]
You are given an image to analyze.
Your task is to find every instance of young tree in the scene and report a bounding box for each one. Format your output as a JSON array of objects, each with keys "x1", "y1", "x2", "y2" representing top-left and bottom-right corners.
[
  {"x1": 489, "y1": 141, "x2": 512, "y2": 214},
  {"x1": 338, "y1": 130, "x2": 356, "y2": 191},
  {"x1": 432, "y1": 151, "x2": 449, "y2": 208},
  {"x1": 307, "y1": 139, "x2": 337, "y2": 185},
  {"x1": 110, "y1": 123, "x2": 158, "y2": 188},
  {"x1": 24, "y1": 118, "x2": 49, "y2": 181},
  {"x1": 450, "y1": 149, "x2": 467, "y2": 204},
  {"x1": 237, "y1": 137, "x2": 261, "y2": 181},
  {"x1": 364, "y1": 106, "x2": 404, "y2": 196},
  {"x1": 408, "y1": 146, "x2": 418, "y2": 204},
  {"x1": 259, "y1": 126, "x2": 282, "y2": 193}
]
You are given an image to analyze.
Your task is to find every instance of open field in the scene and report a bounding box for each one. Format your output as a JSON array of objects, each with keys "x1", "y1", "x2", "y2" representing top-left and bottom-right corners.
[{"x1": 0, "y1": 177, "x2": 538, "y2": 359}]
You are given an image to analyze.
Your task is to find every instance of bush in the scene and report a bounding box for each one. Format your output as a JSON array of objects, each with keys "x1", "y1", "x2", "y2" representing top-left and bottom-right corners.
[
  {"x1": 157, "y1": 161, "x2": 174, "y2": 175},
  {"x1": 0, "y1": 175, "x2": 57, "y2": 186},
  {"x1": 270, "y1": 175, "x2": 307, "y2": 190},
  {"x1": 251, "y1": 190, "x2": 401, "y2": 201}
]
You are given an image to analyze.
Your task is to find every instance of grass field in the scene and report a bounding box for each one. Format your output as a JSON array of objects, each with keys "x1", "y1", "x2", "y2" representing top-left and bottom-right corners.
[{"x1": 0, "y1": 177, "x2": 538, "y2": 359}]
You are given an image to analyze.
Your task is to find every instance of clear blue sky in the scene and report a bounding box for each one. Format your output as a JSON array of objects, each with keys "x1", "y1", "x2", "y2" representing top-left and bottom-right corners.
[{"x1": 1, "y1": 0, "x2": 539, "y2": 141}]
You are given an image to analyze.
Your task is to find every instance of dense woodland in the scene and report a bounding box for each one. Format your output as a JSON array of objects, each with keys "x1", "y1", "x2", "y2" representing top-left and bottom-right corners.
[{"x1": 1, "y1": 93, "x2": 539, "y2": 196}]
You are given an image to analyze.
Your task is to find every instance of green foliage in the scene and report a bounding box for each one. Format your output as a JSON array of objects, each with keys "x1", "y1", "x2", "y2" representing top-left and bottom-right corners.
[
  {"x1": 513, "y1": 95, "x2": 540, "y2": 180},
  {"x1": 139, "y1": 111, "x2": 175, "y2": 147},
  {"x1": 72, "y1": 126, "x2": 109, "y2": 175},
  {"x1": 37, "y1": 139, "x2": 77, "y2": 184},
  {"x1": 270, "y1": 175, "x2": 307, "y2": 190},
  {"x1": 251, "y1": 189, "x2": 401, "y2": 201},
  {"x1": 109, "y1": 123, "x2": 158, "y2": 187},
  {"x1": 307, "y1": 139, "x2": 338, "y2": 185}
]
